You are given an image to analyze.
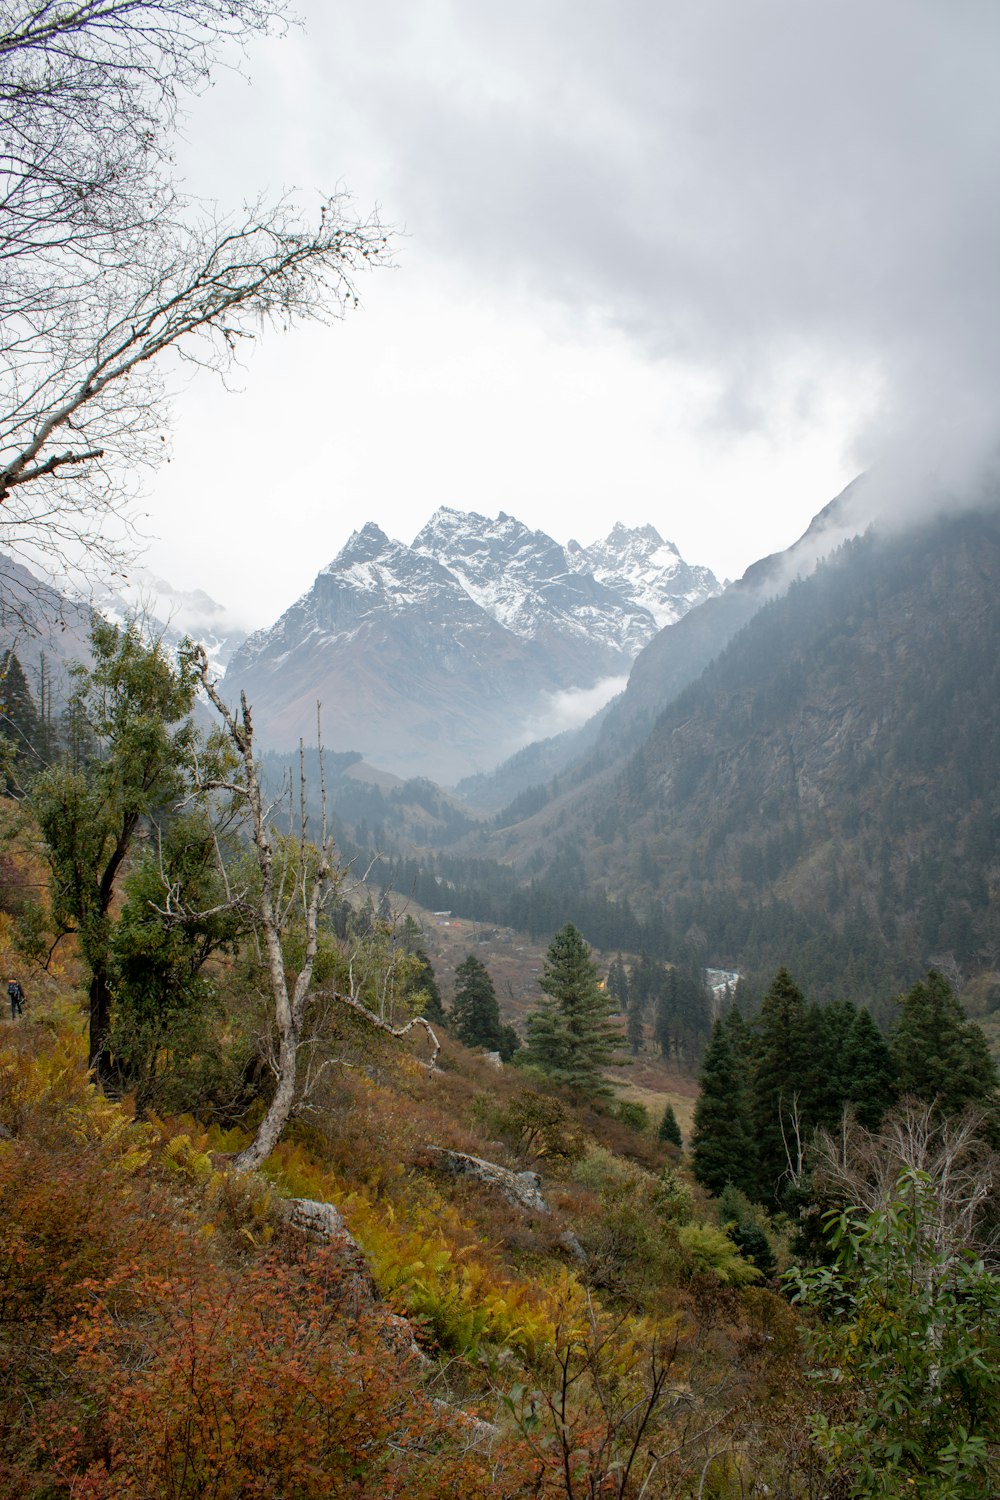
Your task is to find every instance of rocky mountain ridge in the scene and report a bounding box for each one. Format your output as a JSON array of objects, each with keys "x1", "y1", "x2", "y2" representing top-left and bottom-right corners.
[{"x1": 223, "y1": 509, "x2": 721, "y2": 782}]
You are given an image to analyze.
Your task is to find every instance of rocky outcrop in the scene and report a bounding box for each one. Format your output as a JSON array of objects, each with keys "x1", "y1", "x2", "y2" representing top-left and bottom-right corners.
[
  {"x1": 425, "y1": 1146, "x2": 550, "y2": 1213},
  {"x1": 278, "y1": 1197, "x2": 423, "y2": 1362}
]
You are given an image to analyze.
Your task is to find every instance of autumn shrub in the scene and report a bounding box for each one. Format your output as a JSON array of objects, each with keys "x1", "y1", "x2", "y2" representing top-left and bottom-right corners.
[
  {"x1": 0, "y1": 1027, "x2": 532, "y2": 1498},
  {"x1": 472, "y1": 1087, "x2": 585, "y2": 1165},
  {"x1": 36, "y1": 1248, "x2": 515, "y2": 1500},
  {"x1": 499, "y1": 1285, "x2": 699, "y2": 1499}
]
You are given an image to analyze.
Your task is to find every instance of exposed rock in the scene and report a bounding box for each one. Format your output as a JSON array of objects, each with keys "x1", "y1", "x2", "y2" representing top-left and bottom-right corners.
[
  {"x1": 482, "y1": 1050, "x2": 503, "y2": 1069},
  {"x1": 426, "y1": 1146, "x2": 550, "y2": 1213},
  {"x1": 278, "y1": 1196, "x2": 428, "y2": 1365},
  {"x1": 278, "y1": 1197, "x2": 378, "y2": 1303},
  {"x1": 557, "y1": 1229, "x2": 588, "y2": 1264}
]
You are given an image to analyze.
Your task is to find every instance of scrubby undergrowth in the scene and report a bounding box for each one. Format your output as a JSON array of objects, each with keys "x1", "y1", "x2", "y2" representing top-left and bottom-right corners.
[{"x1": 0, "y1": 985, "x2": 827, "y2": 1498}]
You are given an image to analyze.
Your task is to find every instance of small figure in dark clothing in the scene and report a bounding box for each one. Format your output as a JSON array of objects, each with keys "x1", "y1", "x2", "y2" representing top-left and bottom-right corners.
[{"x1": 7, "y1": 980, "x2": 25, "y2": 1019}]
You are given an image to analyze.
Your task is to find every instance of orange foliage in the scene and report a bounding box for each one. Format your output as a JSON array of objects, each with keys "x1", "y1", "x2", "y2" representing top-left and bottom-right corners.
[{"x1": 0, "y1": 1025, "x2": 534, "y2": 1499}]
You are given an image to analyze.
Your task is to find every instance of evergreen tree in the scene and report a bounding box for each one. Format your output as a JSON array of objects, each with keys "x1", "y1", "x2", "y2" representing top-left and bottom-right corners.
[
  {"x1": 33, "y1": 620, "x2": 199, "y2": 1072},
  {"x1": 606, "y1": 954, "x2": 630, "y2": 1011},
  {"x1": 717, "y1": 1184, "x2": 777, "y2": 1279},
  {"x1": 750, "y1": 967, "x2": 814, "y2": 1206},
  {"x1": 691, "y1": 1016, "x2": 756, "y2": 1197},
  {"x1": 890, "y1": 970, "x2": 997, "y2": 1115},
  {"x1": 658, "y1": 1102, "x2": 683, "y2": 1147},
  {"x1": 109, "y1": 809, "x2": 242, "y2": 1107},
  {"x1": 843, "y1": 1006, "x2": 898, "y2": 1128},
  {"x1": 399, "y1": 914, "x2": 424, "y2": 954},
  {"x1": 654, "y1": 965, "x2": 678, "y2": 1059},
  {"x1": 521, "y1": 923, "x2": 620, "y2": 1097},
  {"x1": 626, "y1": 1001, "x2": 644, "y2": 1056},
  {"x1": 450, "y1": 953, "x2": 502, "y2": 1051},
  {"x1": 0, "y1": 650, "x2": 48, "y2": 786},
  {"x1": 807, "y1": 1000, "x2": 854, "y2": 1125},
  {"x1": 498, "y1": 1023, "x2": 521, "y2": 1063}
]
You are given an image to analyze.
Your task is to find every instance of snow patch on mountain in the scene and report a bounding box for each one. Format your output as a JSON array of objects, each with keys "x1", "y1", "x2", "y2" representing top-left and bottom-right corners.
[{"x1": 224, "y1": 508, "x2": 721, "y2": 778}]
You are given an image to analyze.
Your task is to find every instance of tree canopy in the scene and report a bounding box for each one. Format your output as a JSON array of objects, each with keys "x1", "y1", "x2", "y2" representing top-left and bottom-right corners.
[
  {"x1": 32, "y1": 618, "x2": 199, "y2": 1069},
  {"x1": 521, "y1": 922, "x2": 620, "y2": 1097}
]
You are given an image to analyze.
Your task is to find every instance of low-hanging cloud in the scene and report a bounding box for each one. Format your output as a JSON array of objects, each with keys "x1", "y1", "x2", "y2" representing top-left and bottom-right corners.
[
  {"x1": 504, "y1": 674, "x2": 629, "y2": 758},
  {"x1": 304, "y1": 0, "x2": 1000, "y2": 528}
]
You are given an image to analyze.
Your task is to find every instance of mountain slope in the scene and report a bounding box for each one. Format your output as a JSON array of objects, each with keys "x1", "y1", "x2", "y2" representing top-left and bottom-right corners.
[{"x1": 473, "y1": 505, "x2": 1000, "y2": 1007}]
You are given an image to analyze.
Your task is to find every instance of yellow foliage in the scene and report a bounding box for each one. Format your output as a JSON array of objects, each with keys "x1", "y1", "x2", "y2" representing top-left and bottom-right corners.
[
  {"x1": 677, "y1": 1221, "x2": 762, "y2": 1286},
  {"x1": 0, "y1": 1004, "x2": 151, "y2": 1173}
]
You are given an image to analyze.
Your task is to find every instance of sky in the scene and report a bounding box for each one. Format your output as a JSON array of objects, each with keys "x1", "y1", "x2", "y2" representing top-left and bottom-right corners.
[{"x1": 135, "y1": 0, "x2": 1000, "y2": 630}]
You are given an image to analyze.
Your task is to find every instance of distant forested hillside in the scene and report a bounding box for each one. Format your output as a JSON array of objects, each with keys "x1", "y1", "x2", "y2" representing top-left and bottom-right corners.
[{"x1": 402, "y1": 508, "x2": 1000, "y2": 1015}]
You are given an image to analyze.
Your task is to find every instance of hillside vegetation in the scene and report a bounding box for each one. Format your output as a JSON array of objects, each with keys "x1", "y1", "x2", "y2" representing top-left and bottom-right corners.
[
  {"x1": 418, "y1": 508, "x2": 1000, "y2": 1016},
  {"x1": 4, "y1": 615, "x2": 1000, "y2": 1495}
]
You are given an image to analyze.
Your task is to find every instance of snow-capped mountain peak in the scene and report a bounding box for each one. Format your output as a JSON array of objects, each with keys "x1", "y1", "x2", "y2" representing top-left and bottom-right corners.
[
  {"x1": 569, "y1": 521, "x2": 719, "y2": 630},
  {"x1": 223, "y1": 506, "x2": 720, "y2": 779}
]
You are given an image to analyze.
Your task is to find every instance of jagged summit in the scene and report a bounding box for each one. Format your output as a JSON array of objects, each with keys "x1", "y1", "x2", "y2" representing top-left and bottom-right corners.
[
  {"x1": 325, "y1": 521, "x2": 392, "y2": 568},
  {"x1": 223, "y1": 506, "x2": 721, "y2": 780},
  {"x1": 569, "y1": 521, "x2": 717, "y2": 631}
]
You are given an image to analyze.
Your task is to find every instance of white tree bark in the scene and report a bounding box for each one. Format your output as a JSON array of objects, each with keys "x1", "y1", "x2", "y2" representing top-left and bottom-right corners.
[{"x1": 188, "y1": 646, "x2": 438, "y2": 1173}]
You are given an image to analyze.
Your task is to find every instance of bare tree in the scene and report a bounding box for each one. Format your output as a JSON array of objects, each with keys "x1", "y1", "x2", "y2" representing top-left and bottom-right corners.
[
  {"x1": 0, "y1": 2, "x2": 286, "y2": 260},
  {"x1": 812, "y1": 1100, "x2": 1000, "y2": 1262},
  {"x1": 187, "y1": 646, "x2": 438, "y2": 1174},
  {"x1": 0, "y1": 2, "x2": 389, "y2": 584}
]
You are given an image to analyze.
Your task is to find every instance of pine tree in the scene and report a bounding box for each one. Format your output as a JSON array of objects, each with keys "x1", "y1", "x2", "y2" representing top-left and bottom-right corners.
[
  {"x1": 606, "y1": 954, "x2": 630, "y2": 1011},
  {"x1": 654, "y1": 965, "x2": 678, "y2": 1059},
  {"x1": 804, "y1": 999, "x2": 858, "y2": 1131},
  {"x1": 626, "y1": 1000, "x2": 644, "y2": 1056},
  {"x1": 843, "y1": 1006, "x2": 897, "y2": 1128},
  {"x1": 450, "y1": 953, "x2": 502, "y2": 1051},
  {"x1": 691, "y1": 1017, "x2": 756, "y2": 1197},
  {"x1": 658, "y1": 1103, "x2": 683, "y2": 1147},
  {"x1": 0, "y1": 650, "x2": 48, "y2": 786},
  {"x1": 891, "y1": 970, "x2": 997, "y2": 1115},
  {"x1": 521, "y1": 923, "x2": 620, "y2": 1097},
  {"x1": 750, "y1": 968, "x2": 814, "y2": 1206}
]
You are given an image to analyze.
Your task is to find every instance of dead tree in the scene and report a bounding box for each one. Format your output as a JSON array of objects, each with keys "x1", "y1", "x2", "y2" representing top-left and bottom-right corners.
[
  {"x1": 812, "y1": 1100, "x2": 1000, "y2": 1262},
  {"x1": 188, "y1": 646, "x2": 437, "y2": 1173}
]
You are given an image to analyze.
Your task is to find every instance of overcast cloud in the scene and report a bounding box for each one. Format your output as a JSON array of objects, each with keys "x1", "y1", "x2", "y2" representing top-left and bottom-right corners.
[{"x1": 136, "y1": 1, "x2": 1000, "y2": 627}]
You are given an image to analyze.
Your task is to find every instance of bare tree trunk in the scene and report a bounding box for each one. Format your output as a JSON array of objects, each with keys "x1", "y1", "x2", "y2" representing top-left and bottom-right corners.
[{"x1": 187, "y1": 648, "x2": 439, "y2": 1173}]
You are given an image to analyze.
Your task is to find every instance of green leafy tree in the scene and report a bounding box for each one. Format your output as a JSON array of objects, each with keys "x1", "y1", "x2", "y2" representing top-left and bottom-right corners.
[
  {"x1": 657, "y1": 1102, "x2": 683, "y2": 1147},
  {"x1": 891, "y1": 970, "x2": 997, "y2": 1115},
  {"x1": 791, "y1": 1169, "x2": 1000, "y2": 1497},
  {"x1": 691, "y1": 1016, "x2": 756, "y2": 1197},
  {"x1": 521, "y1": 923, "x2": 620, "y2": 1097},
  {"x1": 33, "y1": 620, "x2": 199, "y2": 1070},
  {"x1": 450, "y1": 953, "x2": 502, "y2": 1051},
  {"x1": 108, "y1": 810, "x2": 244, "y2": 1108}
]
